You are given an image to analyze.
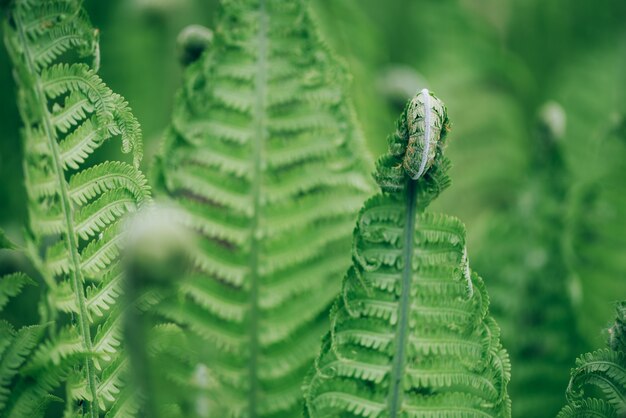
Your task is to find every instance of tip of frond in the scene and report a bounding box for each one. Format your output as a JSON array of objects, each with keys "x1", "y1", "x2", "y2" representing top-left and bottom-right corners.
[
  {"x1": 373, "y1": 89, "x2": 450, "y2": 194},
  {"x1": 177, "y1": 25, "x2": 213, "y2": 66}
]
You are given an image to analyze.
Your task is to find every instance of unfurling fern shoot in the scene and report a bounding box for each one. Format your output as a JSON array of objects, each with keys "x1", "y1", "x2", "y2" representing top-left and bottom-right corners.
[
  {"x1": 2, "y1": 0, "x2": 149, "y2": 415},
  {"x1": 305, "y1": 90, "x2": 511, "y2": 418},
  {"x1": 153, "y1": 0, "x2": 374, "y2": 416}
]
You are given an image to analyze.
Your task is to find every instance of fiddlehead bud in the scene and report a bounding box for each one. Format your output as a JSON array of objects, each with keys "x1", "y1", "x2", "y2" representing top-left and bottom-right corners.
[
  {"x1": 403, "y1": 89, "x2": 448, "y2": 179},
  {"x1": 177, "y1": 25, "x2": 213, "y2": 66},
  {"x1": 374, "y1": 89, "x2": 450, "y2": 194}
]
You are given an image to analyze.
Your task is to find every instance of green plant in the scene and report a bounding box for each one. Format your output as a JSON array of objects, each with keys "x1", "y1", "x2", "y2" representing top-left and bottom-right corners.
[
  {"x1": 304, "y1": 90, "x2": 511, "y2": 418},
  {"x1": 473, "y1": 103, "x2": 582, "y2": 417},
  {"x1": 2, "y1": 0, "x2": 149, "y2": 415},
  {"x1": 0, "y1": 273, "x2": 54, "y2": 418},
  {"x1": 549, "y1": 43, "x2": 626, "y2": 348},
  {"x1": 557, "y1": 301, "x2": 626, "y2": 417},
  {"x1": 0, "y1": 232, "x2": 53, "y2": 418},
  {"x1": 1, "y1": 1, "x2": 625, "y2": 417},
  {"x1": 121, "y1": 207, "x2": 217, "y2": 418},
  {"x1": 310, "y1": 0, "x2": 394, "y2": 156},
  {"x1": 153, "y1": 0, "x2": 374, "y2": 415}
]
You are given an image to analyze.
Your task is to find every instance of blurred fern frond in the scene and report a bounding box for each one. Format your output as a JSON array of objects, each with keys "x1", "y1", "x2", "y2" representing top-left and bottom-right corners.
[
  {"x1": 154, "y1": 0, "x2": 374, "y2": 416},
  {"x1": 0, "y1": 234, "x2": 59, "y2": 418},
  {"x1": 549, "y1": 41, "x2": 626, "y2": 348},
  {"x1": 473, "y1": 102, "x2": 582, "y2": 417}
]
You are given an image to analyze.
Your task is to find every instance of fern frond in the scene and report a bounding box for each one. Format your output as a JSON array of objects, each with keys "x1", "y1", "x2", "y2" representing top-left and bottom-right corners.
[
  {"x1": 304, "y1": 90, "x2": 511, "y2": 418},
  {"x1": 558, "y1": 399, "x2": 618, "y2": 418},
  {"x1": 472, "y1": 102, "x2": 584, "y2": 417},
  {"x1": 3, "y1": 366, "x2": 67, "y2": 418},
  {"x1": 558, "y1": 302, "x2": 626, "y2": 417},
  {"x1": 549, "y1": 43, "x2": 626, "y2": 351},
  {"x1": 2, "y1": 0, "x2": 149, "y2": 414},
  {"x1": 154, "y1": 0, "x2": 373, "y2": 416},
  {"x1": 0, "y1": 323, "x2": 46, "y2": 410},
  {"x1": 0, "y1": 271, "x2": 61, "y2": 418}
]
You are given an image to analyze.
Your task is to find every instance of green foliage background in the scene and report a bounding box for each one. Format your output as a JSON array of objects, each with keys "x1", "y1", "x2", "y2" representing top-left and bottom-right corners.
[{"x1": 0, "y1": 0, "x2": 625, "y2": 416}]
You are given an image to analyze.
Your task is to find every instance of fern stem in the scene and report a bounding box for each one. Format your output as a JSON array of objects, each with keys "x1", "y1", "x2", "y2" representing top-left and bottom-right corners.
[
  {"x1": 248, "y1": 0, "x2": 268, "y2": 415},
  {"x1": 13, "y1": 10, "x2": 99, "y2": 418},
  {"x1": 387, "y1": 179, "x2": 417, "y2": 417}
]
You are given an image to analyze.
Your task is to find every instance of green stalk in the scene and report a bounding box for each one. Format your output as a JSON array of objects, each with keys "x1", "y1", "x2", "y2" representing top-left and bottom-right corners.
[{"x1": 387, "y1": 179, "x2": 417, "y2": 417}]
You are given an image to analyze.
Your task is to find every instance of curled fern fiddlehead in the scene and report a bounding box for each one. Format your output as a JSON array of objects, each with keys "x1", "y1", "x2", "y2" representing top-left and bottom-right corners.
[
  {"x1": 557, "y1": 302, "x2": 626, "y2": 418},
  {"x1": 176, "y1": 25, "x2": 213, "y2": 66},
  {"x1": 154, "y1": 0, "x2": 374, "y2": 416},
  {"x1": 402, "y1": 91, "x2": 446, "y2": 180},
  {"x1": 2, "y1": 0, "x2": 149, "y2": 415},
  {"x1": 304, "y1": 89, "x2": 511, "y2": 418}
]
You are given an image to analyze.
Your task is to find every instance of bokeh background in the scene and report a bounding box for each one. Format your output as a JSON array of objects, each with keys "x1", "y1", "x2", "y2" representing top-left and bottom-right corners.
[{"x1": 1, "y1": 0, "x2": 625, "y2": 416}]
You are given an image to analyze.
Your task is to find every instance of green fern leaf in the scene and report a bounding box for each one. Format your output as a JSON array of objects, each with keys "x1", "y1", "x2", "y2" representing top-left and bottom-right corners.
[
  {"x1": 304, "y1": 90, "x2": 511, "y2": 418},
  {"x1": 472, "y1": 102, "x2": 583, "y2": 417},
  {"x1": 0, "y1": 323, "x2": 46, "y2": 409},
  {"x1": 154, "y1": 0, "x2": 373, "y2": 416},
  {"x1": 3, "y1": 367, "x2": 67, "y2": 418},
  {"x1": 558, "y1": 302, "x2": 626, "y2": 417},
  {"x1": 2, "y1": 0, "x2": 149, "y2": 414},
  {"x1": 549, "y1": 43, "x2": 626, "y2": 349},
  {"x1": 557, "y1": 398, "x2": 618, "y2": 418},
  {"x1": 0, "y1": 272, "x2": 63, "y2": 418}
]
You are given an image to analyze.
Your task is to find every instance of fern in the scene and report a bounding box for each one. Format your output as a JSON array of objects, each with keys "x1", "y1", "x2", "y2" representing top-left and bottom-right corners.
[
  {"x1": 0, "y1": 233, "x2": 58, "y2": 418},
  {"x1": 309, "y1": 0, "x2": 394, "y2": 157},
  {"x1": 304, "y1": 89, "x2": 511, "y2": 418},
  {"x1": 119, "y1": 208, "x2": 221, "y2": 418},
  {"x1": 153, "y1": 0, "x2": 373, "y2": 416},
  {"x1": 0, "y1": 273, "x2": 40, "y2": 409},
  {"x1": 557, "y1": 302, "x2": 626, "y2": 417},
  {"x1": 2, "y1": 0, "x2": 149, "y2": 415},
  {"x1": 549, "y1": 42, "x2": 626, "y2": 348},
  {"x1": 471, "y1": 102, "x2": 582, "y2": 417}
]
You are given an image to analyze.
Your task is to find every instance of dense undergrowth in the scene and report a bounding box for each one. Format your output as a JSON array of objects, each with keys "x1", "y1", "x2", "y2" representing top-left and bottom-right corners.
[{"x1": 0, "y1": 0, "x2": 624, "y2": 417}]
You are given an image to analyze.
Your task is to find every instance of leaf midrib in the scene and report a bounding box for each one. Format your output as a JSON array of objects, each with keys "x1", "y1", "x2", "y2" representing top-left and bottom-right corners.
[
  {"x1": 387, "y1": 180, "x2": 417, "y2": 417},
  {"x1": 248, "y1": 0, "x2": 268, "y2": 416}
]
